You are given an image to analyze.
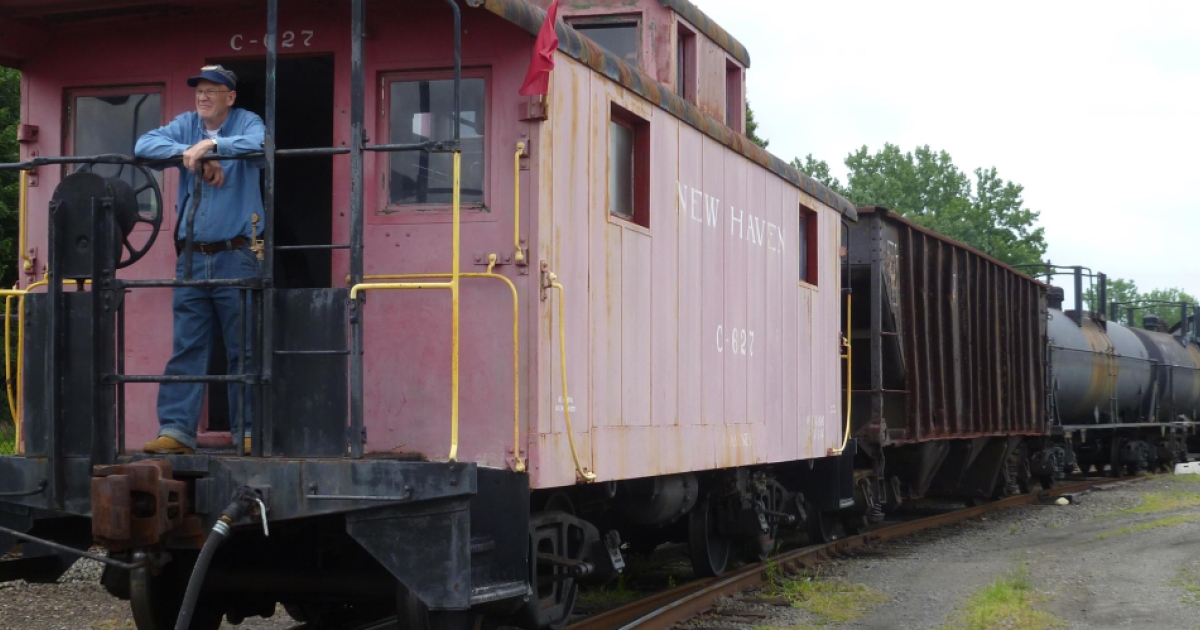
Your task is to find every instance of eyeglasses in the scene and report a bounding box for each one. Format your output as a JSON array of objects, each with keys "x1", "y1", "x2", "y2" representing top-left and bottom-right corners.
[{"x1": 195, "y1": 89, "x2": 231, "y2": 98}]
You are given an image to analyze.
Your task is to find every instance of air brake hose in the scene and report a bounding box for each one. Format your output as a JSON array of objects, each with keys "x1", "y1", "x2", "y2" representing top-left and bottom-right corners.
[{"x1": 174, "y1": 487, "x2": 260, "y2": 630}]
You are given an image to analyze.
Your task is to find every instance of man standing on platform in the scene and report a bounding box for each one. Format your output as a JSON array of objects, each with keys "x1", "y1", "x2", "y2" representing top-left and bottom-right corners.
[{"x1": 135, "y1": 64, "x2": 264, "y2": 455}]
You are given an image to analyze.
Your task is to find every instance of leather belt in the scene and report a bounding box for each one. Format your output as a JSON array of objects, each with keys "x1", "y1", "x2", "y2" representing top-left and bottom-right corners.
[{"x1": 175, "y1": 236, "x2": 249, "y2": 255}]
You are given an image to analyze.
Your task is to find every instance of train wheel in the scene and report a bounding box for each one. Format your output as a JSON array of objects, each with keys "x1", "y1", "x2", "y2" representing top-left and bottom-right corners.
[
  {"x1": 805, "y1": 500, "x2": 840, "y2": 544},
  {"x1": 688, "y1": 497, "x2": 731, "y2": 577},
  {"x1": 742, "y1": 480, "x2": 787, "y2": 563},
  {"x1": 1110, "y1": 437, "x2": 1126, "y2": 478},
  {"x1": 129, "y1": 552, "x2": 223, "y2": 630},
  {"x1": 396, "y1": 582, "x2": 477, "y2": 630}
]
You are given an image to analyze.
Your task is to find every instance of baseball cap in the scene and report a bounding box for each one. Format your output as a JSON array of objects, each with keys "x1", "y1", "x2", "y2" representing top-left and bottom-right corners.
[{"x1": 186, "y1": 65, "x2": 237, "y2": 90}]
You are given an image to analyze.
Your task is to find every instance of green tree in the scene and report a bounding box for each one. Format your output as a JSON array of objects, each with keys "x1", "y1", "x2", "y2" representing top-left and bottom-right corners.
[
  {"x1": 745, "y1": 101, "x2": 768, "y2": 149},
  {"x1": 789, "y1": 154, "x2": 845, "y2": 195},
  {"x1": 1138, "y1": 287, "x2": 1197, "y2": 330},
  {"x1": 1082, "y1": 277, "x2": 1195, "y2": 329},
  {"x1": 794, "y1": 143, "x2": 1047, "y2": 267},
  {"x1": 0, "y1": 68, "x2": 16, "y2": 446},
  {"x1": 1083, "y1": 276, "x2": 1139, "y2": 315},
  {"x1": 0, "y1": 67, "x2": 17, "y2": 289}
]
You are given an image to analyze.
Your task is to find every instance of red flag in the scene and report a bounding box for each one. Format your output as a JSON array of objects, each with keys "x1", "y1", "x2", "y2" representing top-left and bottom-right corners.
[{"x1": 519, "y1": 0, "x2": 560, "y2": 96}]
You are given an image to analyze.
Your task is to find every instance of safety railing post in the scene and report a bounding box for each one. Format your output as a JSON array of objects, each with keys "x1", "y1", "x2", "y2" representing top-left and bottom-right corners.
[
  {"x1": 46, "y1": 203, "x2": 63, "y2": 508},
  {"x1": 257, "y1": 0, "x2": 279, "y2": 457},
  {"x1": 349, "y1": 0, "x2": 366, "y2": 458}
]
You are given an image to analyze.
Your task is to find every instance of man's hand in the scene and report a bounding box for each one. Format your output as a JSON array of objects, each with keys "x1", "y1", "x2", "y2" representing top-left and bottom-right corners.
[
  {"x1": 182, "y1": 138, "x2": 216, "y2": 172},
  {"x1": 201, "y1": 161, "x2": 224, "y2": 188}
]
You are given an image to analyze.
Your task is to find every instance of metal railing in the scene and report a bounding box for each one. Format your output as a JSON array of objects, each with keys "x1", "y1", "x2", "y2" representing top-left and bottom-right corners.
[{"x1": 0, "y1": 0, "x2": 528, "y2": 475}]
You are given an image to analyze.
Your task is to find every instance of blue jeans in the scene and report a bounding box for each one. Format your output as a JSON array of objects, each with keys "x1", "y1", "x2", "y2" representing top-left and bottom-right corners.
[{"x1": 157, "y1": 245, "x2": 258, "y2": 448}]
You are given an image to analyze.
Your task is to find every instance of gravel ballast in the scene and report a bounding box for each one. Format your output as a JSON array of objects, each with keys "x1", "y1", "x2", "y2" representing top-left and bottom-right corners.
[{"x1": 676, "y1": 475, "x2": 1200, "y2": 630}]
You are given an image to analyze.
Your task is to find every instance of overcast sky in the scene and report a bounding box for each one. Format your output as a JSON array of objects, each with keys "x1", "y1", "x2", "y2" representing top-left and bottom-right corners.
[{"x1": 695, "y1": 0, "x2": 1199, "y2": 301}]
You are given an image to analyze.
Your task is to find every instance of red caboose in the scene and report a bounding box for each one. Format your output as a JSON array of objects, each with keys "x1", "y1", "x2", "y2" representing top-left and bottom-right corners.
[{"x1": 0, "y1": 0, "x2": 856, "y2": 627}]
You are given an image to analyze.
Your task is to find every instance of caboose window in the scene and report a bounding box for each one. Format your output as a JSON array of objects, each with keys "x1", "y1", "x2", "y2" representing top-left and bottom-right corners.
[
  {"x1": 799, "y1": 206, "x2": 818, "y2": 285},
  {"x1": 67, "y1": 87, "x2": 163, "y2": 219},
  {"x1": 385, "y1": 75, "x2": 485, "y2": 208},
  {"x1": 676, "y1": 22, "x2": 697, "y2": 104},
  {"x1": 570, "y1": 18, "x2": 641, "y2": 68},
  {"x1": 725, "y1": 59, "x2": 743, "y2": 132},
  {"x1": 608, "y1": 104, "x2": 649, "y2": 228}
]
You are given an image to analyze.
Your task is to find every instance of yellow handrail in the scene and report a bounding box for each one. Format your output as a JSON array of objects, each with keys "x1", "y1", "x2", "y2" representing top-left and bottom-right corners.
[
  {"x1": 513, "y1": 142, "x2": 525, "y2": 266},
  {"x1": 362, "y1": 254, "x2": 525, "y2": 473},
  {"x1": 18, "y1": 170, "x2": 31, "y2": 274},
  {"x1": 544, "y1": 273, "x2": 596, "y2": 482},
  {"x1": 1, "y1": 282, "x2": 39, "y2": 455},
  {"x1": 348, "y1": 151, "x2": 464, "y2": 462},
  {"x1": 830, "y1": 290, "x2": 853, "y2": 455},
  {"x1": 4, "y1": 293, "x2": 17, "y2": 421}
]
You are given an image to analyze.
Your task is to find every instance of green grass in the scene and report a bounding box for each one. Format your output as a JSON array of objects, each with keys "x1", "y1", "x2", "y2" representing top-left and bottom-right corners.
[
  {"x1": 1171, "y1": 568, "x2": 1200, "y2": 606},
  {"x1": 1098, "y1": 477, "x2": 1200, "y2": 519},
  {"x1": 577, "y1": 574, "x2": 640, "y2": 606},
  {"x1": 761, "y1": 567, "x2": 887, "y2": 625},
  {"x1": 1095, "y1": 515, "x2": 1200, "y2": 541},
  {"x1": 941, "y1": 567, "x2": 1064, "y2": 630},
  {"x1": 0, "y1": 421, "x2": 13, "y2": 455}
]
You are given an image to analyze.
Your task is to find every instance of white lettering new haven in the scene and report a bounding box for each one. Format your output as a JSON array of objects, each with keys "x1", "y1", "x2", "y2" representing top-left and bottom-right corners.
[{"x1": 676, "y1": 181, "x2": 786, "y2": 256}]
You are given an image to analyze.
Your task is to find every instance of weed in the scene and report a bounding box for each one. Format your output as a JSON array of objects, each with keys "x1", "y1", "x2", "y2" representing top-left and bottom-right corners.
[
  {"x1": 941, "y1": 567, "x2": 1064, "y2": 630},
  {"x1": 1097, "y1": 489, "x2": 1200, "y2": 520},
  {"x1": 578, "y1": 574, "x2": 639, "y2": 605},
  {"x1": 666, "y1": 574, "x2": 676, "y2": 589},
  {"x1": 1171, "y1": 568, "x2": 1200, "y2": 606},
  {"x1": 1095, "y1": 515, "x2": 1200, "y2": 541},
  {"x1": 1009, "y1": 524, "x2": 1018, "y2": 535},
  {"x1": 763, "y1": 558, "x2": 782, "y2": 590},
  {"x1": 0, "y1": 421, "x2": 13, "y2": 456},
  {"x1": 779, "y1": 576, "x2": 887, "y2": 623}
]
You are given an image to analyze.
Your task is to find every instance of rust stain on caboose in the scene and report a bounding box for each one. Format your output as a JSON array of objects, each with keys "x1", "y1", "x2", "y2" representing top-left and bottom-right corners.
[{"x1": 657, "y1": 0, "x2": 751, "y2": 66}]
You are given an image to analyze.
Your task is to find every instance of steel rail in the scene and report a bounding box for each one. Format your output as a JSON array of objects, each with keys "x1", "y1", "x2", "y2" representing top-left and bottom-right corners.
[{"x1": 566, "y1": 476, "x2": 1144, "y2": 630}]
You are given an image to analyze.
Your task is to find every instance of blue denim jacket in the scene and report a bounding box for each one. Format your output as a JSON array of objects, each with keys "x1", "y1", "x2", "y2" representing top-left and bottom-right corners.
[{"x1": 135, "y1": 108, "x2": 265, "y2": 242}]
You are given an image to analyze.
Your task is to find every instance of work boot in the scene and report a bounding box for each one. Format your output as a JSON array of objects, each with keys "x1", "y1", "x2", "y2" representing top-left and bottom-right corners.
[{"x1": 142, "y1": 435, "x2": 195, "y2": 455}]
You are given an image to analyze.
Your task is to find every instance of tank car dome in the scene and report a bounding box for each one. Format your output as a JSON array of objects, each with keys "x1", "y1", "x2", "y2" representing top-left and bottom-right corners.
[{"x1": 1047, "y1": 286, "x2": 1065, "y2": 310}]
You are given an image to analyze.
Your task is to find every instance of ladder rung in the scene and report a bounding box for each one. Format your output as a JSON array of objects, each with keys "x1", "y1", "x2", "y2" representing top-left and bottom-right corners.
[
  {"x1": 105, "y1": 374, "x2": 257, "y2": 384},
  {"x1": 275, "y1": 244, "x2": 351, "y2": 251}
]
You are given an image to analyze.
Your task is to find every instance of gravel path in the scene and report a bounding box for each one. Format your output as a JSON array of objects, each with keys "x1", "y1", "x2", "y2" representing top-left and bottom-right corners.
[
  {"x1": 0, "y1": 558, "x2": 298, "y2": 630},
  {"x1": 841, "y1": 476, "x2": 1200, "y2": 630},
  {"x1": 677, "y1": 475, "x2": 1200, "y2": 630}
]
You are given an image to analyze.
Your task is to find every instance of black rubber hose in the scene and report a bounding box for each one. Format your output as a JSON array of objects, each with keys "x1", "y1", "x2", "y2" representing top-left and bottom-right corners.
[
  {"x1": 174, "y1": 489, "x2": 257, "y2": 630},
  {"x1": 173, "y1": 518, "x2": 230, "y2": 630}
]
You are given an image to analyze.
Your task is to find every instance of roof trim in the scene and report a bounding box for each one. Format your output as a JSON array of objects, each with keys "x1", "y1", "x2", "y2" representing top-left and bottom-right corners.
[
  {"x1": 857, "y1": 206, "x2": 1046, "y2": 286},
  {"x1": 655, "y1": 0, "x2": 749, "y2": 68},
  {"x1": 465, "y1": 0, "x2": 857, "y2": 220}
]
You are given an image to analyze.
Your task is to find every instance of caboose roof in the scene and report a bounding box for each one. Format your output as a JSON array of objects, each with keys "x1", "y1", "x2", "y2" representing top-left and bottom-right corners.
[{"x1": 470, "y1": 0, "x2": 857, "y2": 219}]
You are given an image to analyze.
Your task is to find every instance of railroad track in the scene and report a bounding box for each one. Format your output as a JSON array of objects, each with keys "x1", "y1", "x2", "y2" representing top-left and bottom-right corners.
[{"x1": 565, "y1": 475, "x2": 1142, "y2": 630}]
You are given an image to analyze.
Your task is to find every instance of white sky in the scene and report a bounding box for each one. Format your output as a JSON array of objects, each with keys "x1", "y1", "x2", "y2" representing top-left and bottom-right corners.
[{"x1": 695, "y1": 0, "x2": 1200, "y2": 300}]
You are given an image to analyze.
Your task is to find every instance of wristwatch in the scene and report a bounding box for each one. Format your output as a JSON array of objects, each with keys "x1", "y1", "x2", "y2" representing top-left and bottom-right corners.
[{"x1": 210, "y1": 137, "x2": 218, "y2": 152}]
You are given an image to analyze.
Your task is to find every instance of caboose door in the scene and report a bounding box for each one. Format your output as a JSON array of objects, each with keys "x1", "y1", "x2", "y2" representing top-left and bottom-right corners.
[{"x1": 194, "y1": 55, "x2": 346, "y2": 455}]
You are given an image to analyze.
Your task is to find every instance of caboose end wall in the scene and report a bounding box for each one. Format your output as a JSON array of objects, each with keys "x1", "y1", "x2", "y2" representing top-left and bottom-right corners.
[{"x1": 10, "y1": 1, "x2": 542, "y2": 465}]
